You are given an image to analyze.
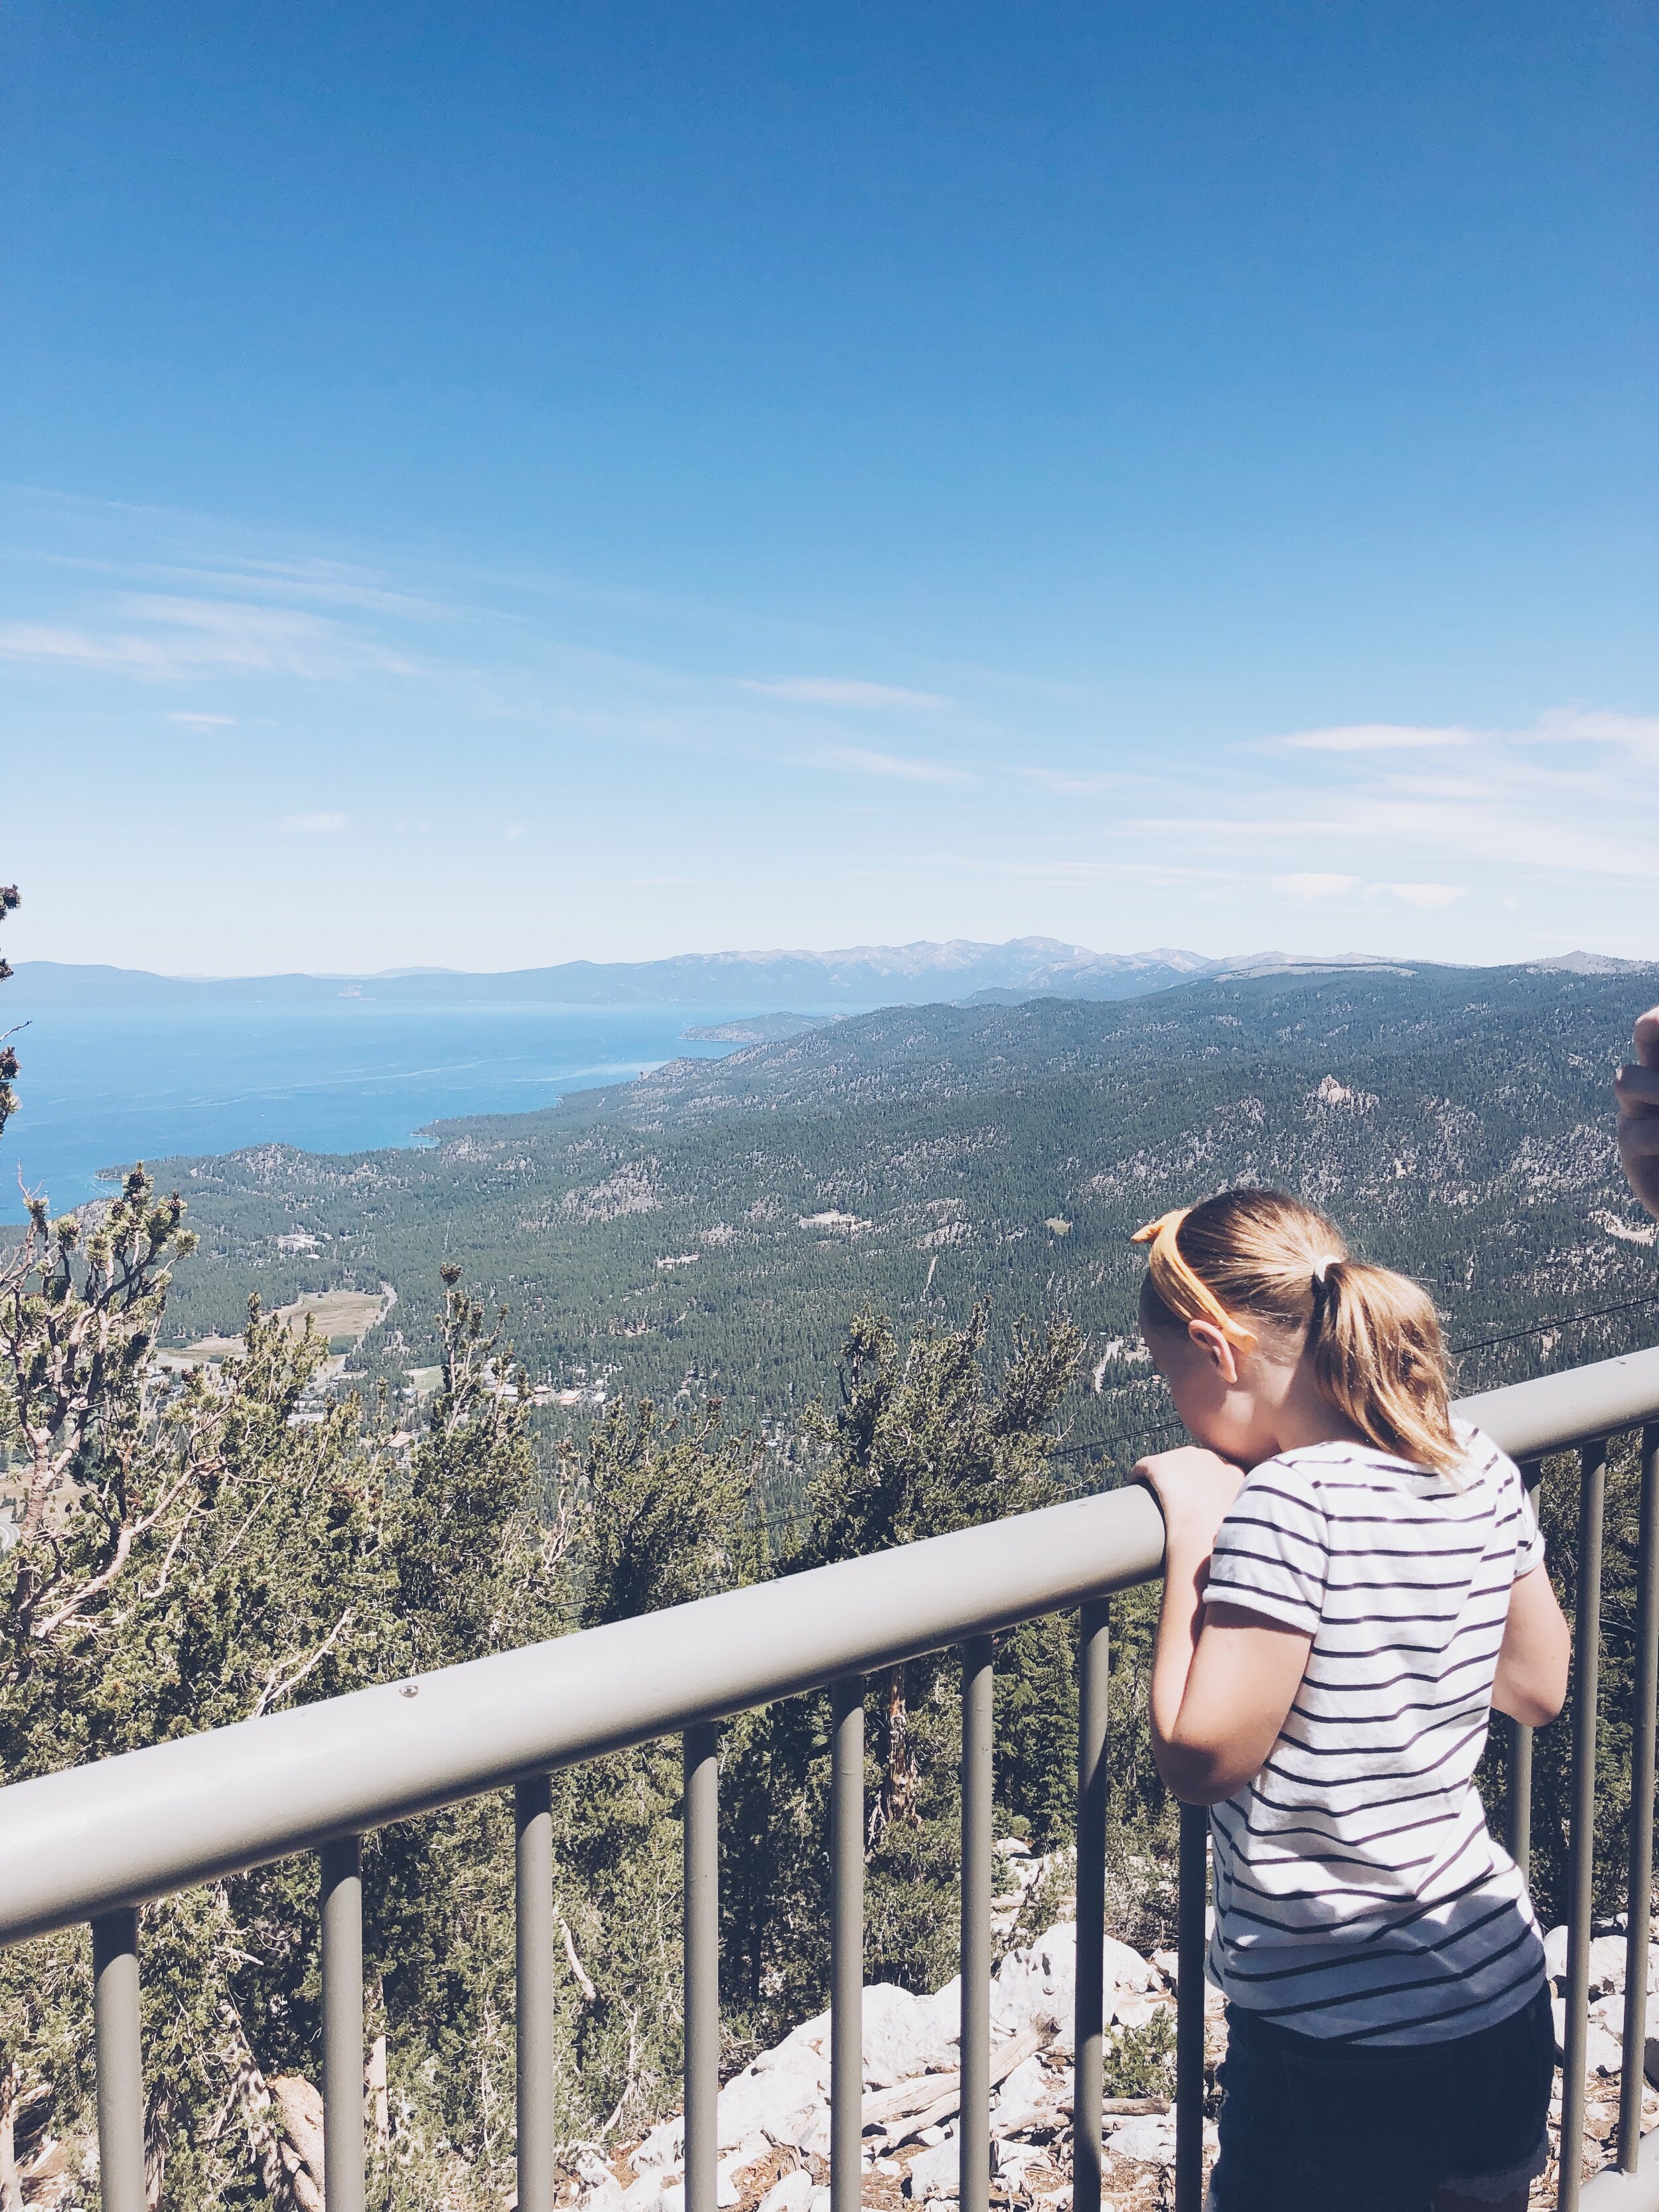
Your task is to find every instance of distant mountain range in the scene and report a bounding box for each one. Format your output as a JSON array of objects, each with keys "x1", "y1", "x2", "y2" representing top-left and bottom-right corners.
[{"x1": 10, "y1": 940, "x2": 1646, "y2": 1011}]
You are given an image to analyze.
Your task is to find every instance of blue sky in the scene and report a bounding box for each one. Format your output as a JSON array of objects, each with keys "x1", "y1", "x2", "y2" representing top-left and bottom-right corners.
[{"x1": 2, "y1": 1, "x2": 1654, "y2": 974}]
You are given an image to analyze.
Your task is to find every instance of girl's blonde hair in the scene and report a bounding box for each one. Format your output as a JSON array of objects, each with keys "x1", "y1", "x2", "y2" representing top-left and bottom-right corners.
[{"x1": 1137, "y1": 1187, "x2": 1463, "y2": 1476}]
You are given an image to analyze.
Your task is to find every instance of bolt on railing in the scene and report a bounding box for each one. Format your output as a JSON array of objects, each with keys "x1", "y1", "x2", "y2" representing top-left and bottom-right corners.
[{"x1": 9, "y1": 1345, "x2": 1659, "y2": 2212}]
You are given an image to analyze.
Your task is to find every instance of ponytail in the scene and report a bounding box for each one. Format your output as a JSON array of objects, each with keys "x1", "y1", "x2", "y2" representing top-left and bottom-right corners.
[
  {"x1": 1135, "y1": 1188, "x2": 1463, "y2": 1477},
  {"x1": 1307, "y1": 1258, "x2": 1461, "y2": 1476}
]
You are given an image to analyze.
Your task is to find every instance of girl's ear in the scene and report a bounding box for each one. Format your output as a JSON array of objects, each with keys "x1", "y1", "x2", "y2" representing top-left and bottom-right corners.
[{"x1": 1187, "y1": 1317, "x2": 1242, "y2": 1385}]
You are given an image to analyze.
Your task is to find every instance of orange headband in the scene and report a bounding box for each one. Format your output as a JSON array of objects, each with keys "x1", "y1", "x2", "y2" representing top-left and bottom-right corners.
[{"x1": 1131, "y1": 1207, "x2": 1258, "y2": 1347}]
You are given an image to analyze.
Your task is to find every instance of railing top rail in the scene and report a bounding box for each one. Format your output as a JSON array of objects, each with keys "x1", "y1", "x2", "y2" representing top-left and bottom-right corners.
[
  {"x1": 0, "y1": 1485, "x2": 1168, "y2": 1947},
  {"x1": 1458, "y1": 1343, "x2": 1659, "y2": 1461},
  {"x1": 0, "y1": 1345, "x2": 1654, "y2": 1951}
]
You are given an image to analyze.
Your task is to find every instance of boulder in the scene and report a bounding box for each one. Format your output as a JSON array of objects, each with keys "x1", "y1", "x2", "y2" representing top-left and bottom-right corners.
[
  {"x1": 757, "y1": 2172, "x2": 816, "y2": 2212},
  {"x1": 1552, "y1": 1998, "x2": 1624, "y2": 2075},
  {"x1": 1589, "y1": 2024, "x2": 1626, "y2": 2077},
  {"x1": 990, "y1": 2053, "x2": 1058, "y2": 2139},
  {"x1": 906, "y1": 2136, "x2": 962, "y2": 2201},
  {"x1": 991, "y1": 2142, "x2": 1045, "y2": 2185},
  {"x1": 1541, "y1": 1927, "x2": 1628, "y2": 1995},
  {"x1": 634, "y1": 2120, "x2": 685, "y2": 2173},
  {"x1": 736, "y1": 2079, "x2": 824, "y2": 2154},
  {"x1": 1589, "y1": 1935, "x2": 1628, "y2": 1996},
  {"x1": 989, "y1": 1921, "x2": 1155, "y2": 2046},
  {"x1": 1106, "y1": 2113, "x2": 1176, "y2": 2166},
  {"x1": 717, "y1": 2146, "x2": 768, "y2": 2207},
  {"x1": 862, "y1": 1982, "x2": 960, "y2": 2086}
]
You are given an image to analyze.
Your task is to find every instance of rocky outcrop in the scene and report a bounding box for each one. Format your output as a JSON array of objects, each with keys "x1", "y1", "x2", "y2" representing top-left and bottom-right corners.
[
  {"x1": 588, "y1": 1913, "x2": 1201, "y2": 2212},
  {"x1": 581, "y1": 1907, "x2": 1659, "y2": 2212}
]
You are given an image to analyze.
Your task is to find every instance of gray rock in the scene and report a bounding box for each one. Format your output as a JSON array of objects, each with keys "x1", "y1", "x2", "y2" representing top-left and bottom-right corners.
[
  {"x1": 1552, "y1": 1998, "x2": 1624, "y2": 2075},
  {"x1": 990, "y1": 2053, "x2": 1058, "y2": 2138},
  {"x1": 1588, "y1": 1935, "x2": 1628, "y2": 1996},
  {"x1": 1540, "y1": 1927, "x2": 1628, "y2": 1996},
  {"x1": 1106, "y1": 2114, "x2": 1177, "y2": 2166},
  {"x1": 862, "y1": 1982, "x2": 960, "y2": 2086},
  {"x1": 990, "y1": 1921, "x2": 1155, "y2": 2045},
  {"x1": 634, "y1": 2120, "x2": 685, "y2": 2173},
  {"x1": 715, "y1": 2034, "x2": 829, "y2": 2152},
  {"x1": 906, "y1": 2138, "x2": 962, "y2": 2200},
  {"x1": 756, "y1": 2174, "x2": 814, "y2": 2212}
]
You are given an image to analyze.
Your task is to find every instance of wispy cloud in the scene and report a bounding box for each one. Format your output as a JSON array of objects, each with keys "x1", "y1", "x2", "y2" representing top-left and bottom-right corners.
[
  {"x1": 0, "y1": 594, "x2": 422, "y2": 684},
  {"x1": 816, "y1": 745, "x2": 975, "y2": 785},
  {"x1": 1532, "y1": 705, "x2": 1659, "y2": 761},
  {"x1": 1275, "y1": 873, "x2": 1361, "y2": 899},
  {"x1": 1015, "y1": 765, "x2": 1138, "y2": 796},
  {"x1": 167, "y1": 710, "x2": 238, "y2": 729},
  {"x1": 1262, "y1": 722, "x2": 1477, "y2": 754},
  {"x1": 278, "y1": 812, "x2": 348, "y2": 834},
  {"x1": 1369, "y1": 881, "x2": 1466, "y2": 908},
  {"x1": 739, "y1": 676, "x2": 951, "y2": 710}
]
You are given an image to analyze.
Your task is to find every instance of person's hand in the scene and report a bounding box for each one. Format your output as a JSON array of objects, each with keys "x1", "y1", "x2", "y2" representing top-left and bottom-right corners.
[
  {"x1": 1615, "y1": 1007, "x2": 1659, "y2": 1220},
  {"x1": 1133, "y1": 1445, "x2": 1247, "y2": 1554}
]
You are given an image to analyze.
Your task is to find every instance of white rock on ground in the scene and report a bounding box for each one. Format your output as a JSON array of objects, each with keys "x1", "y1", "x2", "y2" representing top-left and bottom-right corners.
[
  {"x1": 904, "y1": 2136, "x2": 962, "y2": 2201},
  {"x1": 1541, "y1": 1925, "x2": 1659, "y2": 1997},
  {"x1": 1551, "y1": 1996, "x2": 1626, "y2": 2077},
  {"x1": 603, "y1": 1899, "x2": 1189, "y2": 2211},
  {"x1": 755, "y1": 2174, "x2": 816, "y2": 2212},
  {"x1": 1104, "y1": 2114, "x2": 1177, "y2": 2166}
]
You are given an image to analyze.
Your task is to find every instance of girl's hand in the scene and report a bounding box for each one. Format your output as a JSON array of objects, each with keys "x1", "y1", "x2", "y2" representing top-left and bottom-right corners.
[{"x1": 1133, "y1": 1445, "x2": 1247, "y2": 1552}]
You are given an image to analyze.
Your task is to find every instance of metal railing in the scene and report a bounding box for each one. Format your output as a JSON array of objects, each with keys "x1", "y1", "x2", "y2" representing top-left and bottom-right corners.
[{"x1": 2, "y1": 1345, "x2": 1659, "y2": 2212}]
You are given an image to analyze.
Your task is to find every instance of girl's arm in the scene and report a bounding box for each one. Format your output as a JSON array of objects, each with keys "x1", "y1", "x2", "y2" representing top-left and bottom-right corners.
[
  {"x1": 1491, "y1": 1566, "x2": 1569, "y2": 1728},
  {"x1": 1139, "y1": 1448, "x2": 1314, "y2": 1807}
]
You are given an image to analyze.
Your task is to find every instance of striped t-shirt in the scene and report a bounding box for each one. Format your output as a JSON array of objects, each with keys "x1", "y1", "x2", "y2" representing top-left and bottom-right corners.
[{"x1": 1202, "y1": 1425, "x2": 1546, "y2": 2045}]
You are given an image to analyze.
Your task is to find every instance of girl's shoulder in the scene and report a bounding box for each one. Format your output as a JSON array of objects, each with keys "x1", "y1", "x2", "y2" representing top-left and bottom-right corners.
[
  {"x1": 1450, "y1": 1422, "x2": 1521, "y2": 1489},
  {"x1": 1249, "y1": 1429, "x2": 1521, "y2": 1507}
]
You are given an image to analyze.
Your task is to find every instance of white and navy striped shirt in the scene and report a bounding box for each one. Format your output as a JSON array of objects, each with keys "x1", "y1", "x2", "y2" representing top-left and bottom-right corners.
[{"x1": 1202, "y1": 1426, "x2": 1546, "y2": 2045}]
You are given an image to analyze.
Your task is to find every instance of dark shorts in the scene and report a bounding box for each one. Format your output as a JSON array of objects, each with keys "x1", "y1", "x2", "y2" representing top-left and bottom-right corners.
[{"x1": 1209, "y1": 1982, "x2": 1554, "y2": 2212}]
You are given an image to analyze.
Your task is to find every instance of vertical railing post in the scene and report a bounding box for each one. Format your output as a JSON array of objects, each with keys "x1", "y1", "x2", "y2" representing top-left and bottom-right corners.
[
  {"x1": 321, "y1": 1836, "x2": 366, "y2": 2212},
  {"x1": 1073, "y1": 1601, "x2": 1110, "y2": 2212},
  {"x1": 1620, "y1": 1426, "x2": 1659, "y2": 2172},
  {"x1": 960, "y1": 1638, "x2": 994, "y2": 2212},
  {"x1": 1559, "y1": 1440, "x2": 1608, "y2": 2212},
  {"x1": 1175, "y1": 1805, "x2": 1208, "y2": 2212},
  {"x1": 684, "y1": 1724, "x2": 721, "y2": 2212},
  {"x1": 1506, "y1": 1458, "x2": 1544, "y2": 1879},
  {"x1": 92, "y1": 1908, "x2": 145, "y2": 2212},
  {"x1": 517, "y1": 1775, "x2": 555, "y2": 2212},
  {"x1": 830, "y1": 1678, "x2": 865, "y2": 2212}
]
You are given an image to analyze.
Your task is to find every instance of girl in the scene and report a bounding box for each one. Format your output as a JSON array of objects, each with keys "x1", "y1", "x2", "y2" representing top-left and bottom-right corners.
[{"x1": 1130, "y1": 1189, "x2": 1570, "y2": 2212}]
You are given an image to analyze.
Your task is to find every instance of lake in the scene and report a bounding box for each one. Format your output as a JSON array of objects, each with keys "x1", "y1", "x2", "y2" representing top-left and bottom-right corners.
[{"x1": 0, "y1": 999, "x2": 794, "y2": 1220}]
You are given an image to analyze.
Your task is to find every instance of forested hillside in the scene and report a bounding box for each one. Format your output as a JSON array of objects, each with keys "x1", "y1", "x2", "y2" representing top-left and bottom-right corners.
[{"x1": 147, "y1": 964, "x2": 1659, "y2": 1476}]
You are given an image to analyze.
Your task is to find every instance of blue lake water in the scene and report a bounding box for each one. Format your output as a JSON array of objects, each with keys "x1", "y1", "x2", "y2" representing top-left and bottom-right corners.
[{"x1": 0, "y1": 999, "x2": 786, "y2": 1221}]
